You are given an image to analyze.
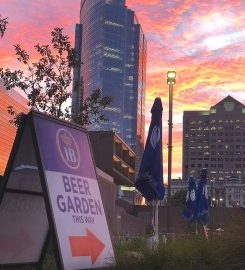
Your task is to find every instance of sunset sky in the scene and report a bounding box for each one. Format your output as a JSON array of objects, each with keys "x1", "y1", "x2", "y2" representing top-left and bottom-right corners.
[{"x1": 1, "y1": 0, "x2": 245, "y2": 180}]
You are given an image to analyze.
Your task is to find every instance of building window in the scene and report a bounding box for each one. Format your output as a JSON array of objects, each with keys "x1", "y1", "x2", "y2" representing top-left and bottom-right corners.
[{"x1": 104, "y1": 20, "x2": 124, "y2": 28}]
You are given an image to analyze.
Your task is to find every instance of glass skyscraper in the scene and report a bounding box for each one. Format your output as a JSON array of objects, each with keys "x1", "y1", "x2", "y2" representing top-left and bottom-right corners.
[{"x1": 72, "y1": 0, "x2": 147, "y2": 170}]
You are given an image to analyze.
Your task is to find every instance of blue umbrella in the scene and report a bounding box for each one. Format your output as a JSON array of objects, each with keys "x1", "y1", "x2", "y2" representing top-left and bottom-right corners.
[
  {"x1": 196, "y1": 168, "x2": 209, "y2": 225},
  {"x1": 183, "y1": 176, "x2": 197, "y2": 223},
  {"x1": 135, "y1": 98, "x2": 165, "y2": 202}
]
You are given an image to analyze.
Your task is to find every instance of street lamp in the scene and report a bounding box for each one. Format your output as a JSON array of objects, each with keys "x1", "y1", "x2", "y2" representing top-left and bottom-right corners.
[
  {"x1": 219, "y1": 197, "x2": 223, "y2": 207},
  {"x1": 167, "y1": 71, "x2": 176, "y2": 205},
  {"x1": 167, "y1": 71, "x2": 176, "y2": 85},
  {"x1": 210, "y1": 179, "x2": 215, "y2": 207}
]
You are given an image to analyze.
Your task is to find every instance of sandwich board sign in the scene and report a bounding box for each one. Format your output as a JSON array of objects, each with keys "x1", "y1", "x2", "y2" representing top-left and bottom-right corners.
[{"x1": 0, "y1": 111, "x2": 114, "y2": 269}]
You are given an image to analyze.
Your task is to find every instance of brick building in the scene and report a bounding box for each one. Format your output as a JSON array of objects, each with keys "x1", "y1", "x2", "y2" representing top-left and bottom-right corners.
[{"x1": 0, "y1": 83, "x2": 28, "y2": 175}]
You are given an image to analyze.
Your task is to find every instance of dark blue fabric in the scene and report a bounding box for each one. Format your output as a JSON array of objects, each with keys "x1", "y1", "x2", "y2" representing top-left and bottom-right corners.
[
  {"x1": 135, "y1": 98, "x2": 165, "y2": 201},
  {"x1": 183, "y1": 176, "x2": 197, "y2": 223},
  {"x1": 196, "y1": 168, "x2": 209, "y2": 225}
]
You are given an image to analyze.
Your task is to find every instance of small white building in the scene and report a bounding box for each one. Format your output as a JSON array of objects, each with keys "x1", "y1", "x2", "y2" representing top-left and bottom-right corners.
[
  {"x1": 171, "y1": 178, "x2": 187, "y2": 195},
  {"x1": 225, "y1": 181, "x2": 245, "y2": 207},
  {"x1": 171, "y1": 176, "x2": 245, "y2": 208}
]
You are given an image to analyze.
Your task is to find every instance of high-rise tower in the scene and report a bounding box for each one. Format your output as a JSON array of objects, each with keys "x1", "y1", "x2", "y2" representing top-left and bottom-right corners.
[{"x1": 72, "y1": 0, "x2": 147, "y2": 171}]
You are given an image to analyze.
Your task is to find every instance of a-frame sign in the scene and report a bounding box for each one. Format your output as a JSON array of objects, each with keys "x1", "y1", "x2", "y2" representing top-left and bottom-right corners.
[{"x1": 0, "y1": 111, "x2": 115, "y2": 269}]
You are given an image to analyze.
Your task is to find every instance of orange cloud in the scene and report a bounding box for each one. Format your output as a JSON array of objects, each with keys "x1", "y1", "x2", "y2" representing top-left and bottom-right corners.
[
  {"x1": 126, "y1": 0, "x2": 245, "y2": 178},
  {"x1": 2, "y1": 0, "x2": 245, "y2": 179}
]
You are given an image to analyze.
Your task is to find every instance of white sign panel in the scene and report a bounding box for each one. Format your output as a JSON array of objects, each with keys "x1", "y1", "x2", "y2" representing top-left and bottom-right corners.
[{"x1": 46, "y1": 171, "x2": 113, "y2": 269}]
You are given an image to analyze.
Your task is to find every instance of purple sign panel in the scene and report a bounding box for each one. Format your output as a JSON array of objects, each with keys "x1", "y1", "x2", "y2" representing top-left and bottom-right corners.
[
  {"x1": 56, "y1": 128, "x2": 80, "y2": 170},
  {"x1": 33, "y1": 116, "x2": 95, "y2": 179}
]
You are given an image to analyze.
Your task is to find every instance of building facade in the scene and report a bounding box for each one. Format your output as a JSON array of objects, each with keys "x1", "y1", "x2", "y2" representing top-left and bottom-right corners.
[
  {"x1": 0, "y1": 83, "x2": 28, "y2": 175},
  {"x1": 89, "y1": 131, "x2": 135, "y2": 186},
  {"x1": 72, "y1": 0, "x2": 147, "y2": 171},
  {"x1": 224, "y1": 178, "x2": 245, "y2": 207},
  {"x1": 171, "y1": 178, "x2": 187, "y2": 196},
  {"x1": 170, "y1": 177, "x2": 245, "y2": 208},
  {"x1": 89, "y1": 130, "x2": 141, "y2": 204},
  {"x1": 183, "y1": 96, "x2": 245, "y2": 183}
]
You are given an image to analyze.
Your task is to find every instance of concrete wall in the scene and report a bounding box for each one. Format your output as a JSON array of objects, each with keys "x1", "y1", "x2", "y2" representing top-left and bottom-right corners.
[
  {"x1": 96, "y1": 169, "x2": 245, "y2": 237},
  {"x1": 96, "y1": 168, "x2": 116, "y2": 236},
  {"x1": 96, "y1": 168, "x2": 145, "y2": 237},
  {"x1": 89, "y1": 132, "x2": 113, "y2": 173},
  {"x1": 136, "y1": 205, "x2": 245, "y2": 235},
  {"x1": 115, "y1": 205, "x2": 145, "y2": 236}
]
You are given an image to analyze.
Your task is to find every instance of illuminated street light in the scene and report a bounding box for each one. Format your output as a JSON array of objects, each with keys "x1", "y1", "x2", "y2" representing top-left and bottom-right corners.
[
  {"x1": 219, "y1": 197, "x2": 223, "y2": 207},
  {"x1": 210, "y1": 179, "x2": 216, "y2": 207},
  {"x1": 167, "y1": 71, "x2": 176, "y2": 84}
]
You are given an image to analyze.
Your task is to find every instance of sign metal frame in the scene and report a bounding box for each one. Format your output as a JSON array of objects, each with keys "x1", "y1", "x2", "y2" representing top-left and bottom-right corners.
[{"x1": 0, "y1": 111, "x2": 114, "y2": 269}]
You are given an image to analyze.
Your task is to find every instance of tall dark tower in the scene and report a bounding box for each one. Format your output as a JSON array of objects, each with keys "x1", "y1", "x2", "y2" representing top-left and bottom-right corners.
[{"x1": 72, "y1": 0, "x2": 147, "y2": 172}]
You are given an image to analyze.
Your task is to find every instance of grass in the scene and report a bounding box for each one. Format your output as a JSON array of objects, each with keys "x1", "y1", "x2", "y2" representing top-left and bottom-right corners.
[
  {"x1": 1, "y1": 231, "x2": 245, "y2": 270},
  {"x1": 112, "y1": 234, "x2": 245, "y2": 270}
]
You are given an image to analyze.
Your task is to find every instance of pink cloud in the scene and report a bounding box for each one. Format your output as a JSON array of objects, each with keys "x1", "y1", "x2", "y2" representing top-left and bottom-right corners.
[{"x1": 2, "y1": 0, "x2": 245, "y2": 178}]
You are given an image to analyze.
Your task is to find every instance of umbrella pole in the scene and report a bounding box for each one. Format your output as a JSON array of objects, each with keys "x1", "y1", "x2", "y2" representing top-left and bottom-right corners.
[
  {"x1": 154, "y1": 199, "x2": 159, "y2": 243},
  {"x1": 152, "y1": 201, "x2": 155, "y2": 229},
  {"x1": 203, "y1": 225, "x2": 208, "y2": 240}
]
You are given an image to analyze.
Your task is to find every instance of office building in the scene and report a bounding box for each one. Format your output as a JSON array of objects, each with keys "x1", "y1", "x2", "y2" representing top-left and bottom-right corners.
[
  {"x1": 0, "y1": 83, "x2": 28, "y2": 175},
  {"x1": 183, "y1": 96, "x2": 245, "y2": 183},
  {"x1": 171, "y1": 178, "x2": 187, "y2": 196},
  {"x1": 224, "y1": 177, "x2": 245, "y2": 207},
  {"x1": 89, "y1": 131, "x2": 138, "y2": 204},
  {"x1": 89, "y1": 131, "x2": 135, "y2": 186},
  {"x1": 170, "y1": 176, "x2": 245, "y2": 208},
  {"x1": 72, "y1": 0, "x2": 147, "y2": 171}
]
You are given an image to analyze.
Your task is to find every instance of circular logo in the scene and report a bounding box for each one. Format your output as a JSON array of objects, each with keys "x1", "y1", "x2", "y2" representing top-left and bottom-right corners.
[
  {"x1": 150, "y1": 126, "x2": 160, "y2": 150},
  {"x1": 56, "y1": 128, "x2": 80, "y2": 169}
]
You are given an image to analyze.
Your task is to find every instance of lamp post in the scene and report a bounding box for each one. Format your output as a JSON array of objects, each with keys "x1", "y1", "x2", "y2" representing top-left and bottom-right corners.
[
  {"x1": 167, "y1": 71, "x2": 176, "y2": 205},
  {"x1": 211, "y1": 179, "x2": 215, "y2": 207},
  {"x1": 218, "y1": 197, "x2": 223, "y2": 207},
  {"x1": 166, "y1": 71, "x2": 176, "y2": 233}
]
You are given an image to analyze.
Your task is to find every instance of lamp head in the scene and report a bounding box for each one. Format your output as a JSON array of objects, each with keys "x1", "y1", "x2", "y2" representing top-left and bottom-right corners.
[
  {"x1": 167, "y1": 71, "x2": 176, "y2": 79},
  {"x1": 167, "y1": 71, "x2": 176, "y2": 85}
]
